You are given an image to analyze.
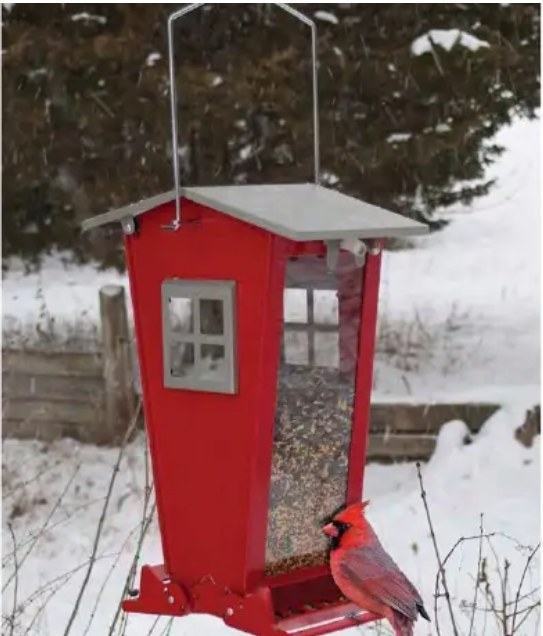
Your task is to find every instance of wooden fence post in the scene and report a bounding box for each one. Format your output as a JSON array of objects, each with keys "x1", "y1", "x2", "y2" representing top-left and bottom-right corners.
[{"x1": 99, "y1": 285, "x2": 135, "y2": 443}]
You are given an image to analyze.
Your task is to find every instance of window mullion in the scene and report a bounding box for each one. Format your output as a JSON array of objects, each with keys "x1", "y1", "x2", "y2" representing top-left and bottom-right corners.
[
  {"x1": 194, "y1": 296, "x2": 202, "y2": 336},
  {"x1": 198, "y1": 334, "x2": 227, "y2": 346},
  {"x1": 170, "y1": 335, "x2": 198, "y2": 345},
  {"x1": 193, "y1": 335, "x2": 202, "y2": 374}
]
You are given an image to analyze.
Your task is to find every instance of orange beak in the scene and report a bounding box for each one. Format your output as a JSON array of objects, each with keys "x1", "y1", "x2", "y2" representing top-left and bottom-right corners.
[{"x1": 321, "y1": 522, "x2": 339, "y2": 538}]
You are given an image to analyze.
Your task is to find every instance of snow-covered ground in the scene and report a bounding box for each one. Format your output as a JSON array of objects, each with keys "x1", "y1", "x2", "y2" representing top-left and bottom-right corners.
[
  {"x1": 2, "y1": 117, "x2": 541, "y2": 636},
  {"x1": 2, "y1": 408, "x2": 540, "y2": 636},
  {"x1": 376, "y1": 117, "x2": 540, "y2": 406}
]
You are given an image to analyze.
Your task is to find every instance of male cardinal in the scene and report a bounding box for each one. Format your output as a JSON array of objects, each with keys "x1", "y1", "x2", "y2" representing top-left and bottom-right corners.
[{"x1": 322, "y1": 501, "x2": 430, "y2": 636}]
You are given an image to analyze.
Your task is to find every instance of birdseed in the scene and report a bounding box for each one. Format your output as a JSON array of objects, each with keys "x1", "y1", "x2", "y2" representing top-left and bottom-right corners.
[
  {"x1": 265, "y1": 365, "x2": 356, "y2": 577},
  {"x1": 264, "y1": 253, "x2": 363, "y2": 577}
]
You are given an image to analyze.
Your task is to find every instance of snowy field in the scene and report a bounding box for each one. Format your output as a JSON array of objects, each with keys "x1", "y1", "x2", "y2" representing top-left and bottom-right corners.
[
  {"x1": 2, "y1": 117, "x2": 541, "y2": 636},
  {"x1": 2, "y1": 408, "x2": 540, "y2": 636}
]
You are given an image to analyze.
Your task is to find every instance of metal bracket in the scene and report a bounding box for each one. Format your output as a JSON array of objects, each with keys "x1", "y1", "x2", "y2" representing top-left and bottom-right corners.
[
  {"x1": 122, "y1": 565, "x2": 190, "y2": 616},
  {"x1": 327, "y1": 239, "x2": 383, "y2": 270},
  {"x1": 366, "y1": 239, "x2": 383, "y2": 256},
  {"x1": 121, "y1": 216, "x2": 137, "y2": 236},
  {"x1": 163, "y1": 2, "x2": 320, "y2": 231},
  {"x1": 354, "y1": 252, "x2": 366, "y2": 268},
  {"x1": 325, "y1": 241, "x2": 340, "y2": 271}
]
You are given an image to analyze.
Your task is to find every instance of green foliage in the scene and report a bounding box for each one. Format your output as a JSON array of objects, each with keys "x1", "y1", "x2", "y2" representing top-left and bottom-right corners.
[{"x1": 2, "y1": 4, "x2": 540, "y2": 271}]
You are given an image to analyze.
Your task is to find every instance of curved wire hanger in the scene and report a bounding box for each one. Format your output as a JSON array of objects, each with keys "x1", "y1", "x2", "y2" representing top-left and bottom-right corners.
[{"x1": 163, "y1": 2, "x2": 320, "y2": 230}]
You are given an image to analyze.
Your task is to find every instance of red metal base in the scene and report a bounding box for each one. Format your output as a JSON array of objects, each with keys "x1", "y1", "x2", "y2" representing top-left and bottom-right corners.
[
  {"x1": 122, "y1": 565, "x2": 189, "y2": 616},
  {"x1": 123, "y1": 565, "x2": 381, "y2": 636}
]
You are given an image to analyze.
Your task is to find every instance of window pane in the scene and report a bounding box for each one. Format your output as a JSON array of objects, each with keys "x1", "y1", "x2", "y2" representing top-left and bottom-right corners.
[
  {"x1": 283, "y1": 331, "x2": 308, "y2": 365},
  {"x1": 200, "y1": 299, "x2": 224, "y2": 335},
  {"x1": 168, "y1": 297, "x2": 193, "y2": 334},
  {"x1": 315, "y1": 331, "x2": 339, "y2": 368},
  {"x1": 200, "y1": 344, "x2": 226, "y2": 380},
  {"x1": 171, "y1": 342, "x2": 196, "y2": 378},
  {"x1": 283, "y1": 289, "x2": 307, "y2": 323},
  {"x1": 314, "y1": 290, "x2": 338, "y2": 325}
]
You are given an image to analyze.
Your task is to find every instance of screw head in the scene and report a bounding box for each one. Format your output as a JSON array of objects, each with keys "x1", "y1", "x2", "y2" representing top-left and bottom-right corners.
[
  {"x1": 225, "y1": 607, "x2": 234, "y2": 617},
  {"x1": 122, "y1": 219, "x2": 135, "y2": 235}
]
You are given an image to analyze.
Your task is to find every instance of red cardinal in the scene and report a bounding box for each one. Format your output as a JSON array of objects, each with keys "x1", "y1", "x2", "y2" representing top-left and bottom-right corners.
[{"x1": 322, "y1": 501, "x2": 430, "y2": 636}]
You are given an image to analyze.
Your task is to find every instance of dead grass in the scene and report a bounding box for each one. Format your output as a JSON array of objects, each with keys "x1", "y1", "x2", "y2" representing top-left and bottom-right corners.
[
  {"x1": 416, "y1": 463, "x2": 541, "y2": 636},
  {"x1": 375, "y1": 302, "x2": 479, "y2": 385},
  {"x1": 1, "y1": 399, "x2": 162, "y2": 636},
  {"x1": 3, "y1": 317, "x2": 102, "y2": 354}
]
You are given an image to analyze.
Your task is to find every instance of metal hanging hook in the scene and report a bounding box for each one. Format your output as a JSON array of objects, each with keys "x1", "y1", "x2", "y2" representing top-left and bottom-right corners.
[{"x1": 163, "y1": 2, "x2": 320, "y2": 231}]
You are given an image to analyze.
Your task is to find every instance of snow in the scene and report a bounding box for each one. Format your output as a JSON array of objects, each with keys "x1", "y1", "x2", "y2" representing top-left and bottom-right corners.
[
  {"x1": 71, "y1": 13, "x2": 107, "y2": 25},
  {"x1": 321, "y1": 171, "x2": 340, "y2": 187},
  {"x1": 375, "y1": 117, "x2": 540, "y2": 406},
  {"x1": 239, "y1": 144, "x2": 256, "y2": 161},
  {"x1": 2, "y1": 408, "x2": 540, "y2": 636},
  {"x1": 434, "y1": 123, "x2": 451, "y2": 133},
  {"x1": 199, "y1": 355, "x2": 228, "y2": 381},
  {"x1": 314, "y1": 11, "x2": 339, "y2": 25},
  {"x1": 27, "y1": 68, "x2": 48, "y2": 80},
  {"x1": 145, "y1": 53, "x2": 162, "y2": 68},
  {"x1": 411, "y1": 29, "x2": 490, "y2": 56},
  {"x1": 423, "y1": 122, "x2": 452, "y2": 134},
  {"x1": 2, "y1": 119, "x2": 540, "y2": 635},
  {"x1": 387, "y1": 132, "x2": 412, "y2": 144}
]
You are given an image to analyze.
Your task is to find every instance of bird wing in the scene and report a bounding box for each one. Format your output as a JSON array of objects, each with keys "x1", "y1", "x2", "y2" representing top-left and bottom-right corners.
[{"x1": 338, "y1": 543, "x2": 421, "y2": 620}]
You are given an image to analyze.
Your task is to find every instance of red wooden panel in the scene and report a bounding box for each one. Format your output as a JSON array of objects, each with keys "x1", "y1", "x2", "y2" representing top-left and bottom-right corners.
[
  {"x1": 277, "y1": 604, "x2": 379, "y2": 636},
  {"x1": 268, "y1": 567, "x2": 342, "y2": 614},
  {"x1": 125, "y1": 199, "x2": 281, "y2": 595},
  {"x1": 245, "y1": 235, "x2": 289, "y2": 590},
  {"x1": 347, "y1": 246, "x2": 383, "y2": 502}
]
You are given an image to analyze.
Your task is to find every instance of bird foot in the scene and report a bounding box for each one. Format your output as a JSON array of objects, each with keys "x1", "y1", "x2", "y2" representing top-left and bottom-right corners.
[{"x1": 346, "y1": 611, "x2": 363, "y2": 624}]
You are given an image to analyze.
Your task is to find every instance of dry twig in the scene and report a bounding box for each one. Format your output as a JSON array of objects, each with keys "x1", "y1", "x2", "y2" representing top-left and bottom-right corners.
[
  {"x1": 61, "y1": 399, "x2": 142, "y2": 636},
  {"x1": 416, "y1": 461, "x2": 460, "y2": 636}
]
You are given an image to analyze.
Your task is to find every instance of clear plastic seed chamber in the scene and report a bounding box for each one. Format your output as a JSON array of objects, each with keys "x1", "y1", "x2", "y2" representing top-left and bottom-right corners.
[{"x1": 266, "y1": 252, "x2": 363, "y2": 577}]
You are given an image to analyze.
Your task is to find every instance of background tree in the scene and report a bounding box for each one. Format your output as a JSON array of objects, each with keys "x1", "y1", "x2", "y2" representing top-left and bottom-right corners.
[{"x1": 2, "y1": 3, "x2": 540, "y2": 271}]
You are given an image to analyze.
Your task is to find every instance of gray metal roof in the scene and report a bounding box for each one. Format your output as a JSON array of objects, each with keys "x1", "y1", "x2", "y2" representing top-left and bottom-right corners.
[{"x1": 81, "y1": 183, "x2": 427, "y2": 240}]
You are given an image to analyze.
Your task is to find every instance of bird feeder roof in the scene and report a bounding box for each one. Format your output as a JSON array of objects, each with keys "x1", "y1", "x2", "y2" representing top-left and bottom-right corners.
[{"x1": 81, "y1": 183, "x2": 428, "y2": 240}]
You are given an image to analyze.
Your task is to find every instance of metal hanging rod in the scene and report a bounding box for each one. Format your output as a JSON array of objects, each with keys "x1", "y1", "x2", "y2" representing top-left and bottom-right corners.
[{"x1": 163, "y1": 2, "x2": 320, "y2": 231}]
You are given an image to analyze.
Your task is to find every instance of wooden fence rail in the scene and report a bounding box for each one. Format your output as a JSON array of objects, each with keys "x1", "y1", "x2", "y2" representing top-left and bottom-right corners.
[{"x1": 2, "y1": 284, "x2": 504, "y2": 461}]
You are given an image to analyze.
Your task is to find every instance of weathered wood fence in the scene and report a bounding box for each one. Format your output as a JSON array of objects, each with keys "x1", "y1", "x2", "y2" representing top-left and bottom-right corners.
[
  {"x1": 3, "y1": 285, "x2": 503, "y2": 461},
  {"x1": 3, "y1": 286, "x2": 137, "y2": 445}
]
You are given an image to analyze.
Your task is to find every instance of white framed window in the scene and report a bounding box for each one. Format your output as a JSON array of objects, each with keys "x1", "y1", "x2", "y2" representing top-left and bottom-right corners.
[{"x1": 161, "y1": 280, "x2": 237, "y2": 394}]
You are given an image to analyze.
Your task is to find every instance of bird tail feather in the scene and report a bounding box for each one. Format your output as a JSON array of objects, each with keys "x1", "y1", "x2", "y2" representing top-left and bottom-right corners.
[{"x1": 391, "y1": 611, "x2": 414, "y2": 636}]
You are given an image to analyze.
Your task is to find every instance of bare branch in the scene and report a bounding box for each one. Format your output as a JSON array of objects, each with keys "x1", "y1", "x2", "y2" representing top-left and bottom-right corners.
[
  {"x1": 62, "y1": 399, "x2": 142, "y2": 636},
  {"x1": 108, "y1": 429, "x2": 156, "y2": 636},
  {"x1": 468, "y1": 514, "x2": 485, "y2": 636},
  {"x1": 512, "y1": 542, "x2": 541, "y2": 634},
  {"x1": 3, "y1": 464, "x2": 81, "y2": 593},
  {"x1": 7, "y1": 523, "x2": 19, "y2": 636},
  {"x1": 416, "y1": 462, "x2": 460, "y2": 636},
  {"x1": 82, "y1": 509, "x2": 155, "y2": 636}
]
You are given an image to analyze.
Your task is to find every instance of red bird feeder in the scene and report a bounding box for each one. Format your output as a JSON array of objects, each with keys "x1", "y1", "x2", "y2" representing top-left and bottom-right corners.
[{"x1": 82, "y1": 4, "x2": 427, "y2": 635}]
